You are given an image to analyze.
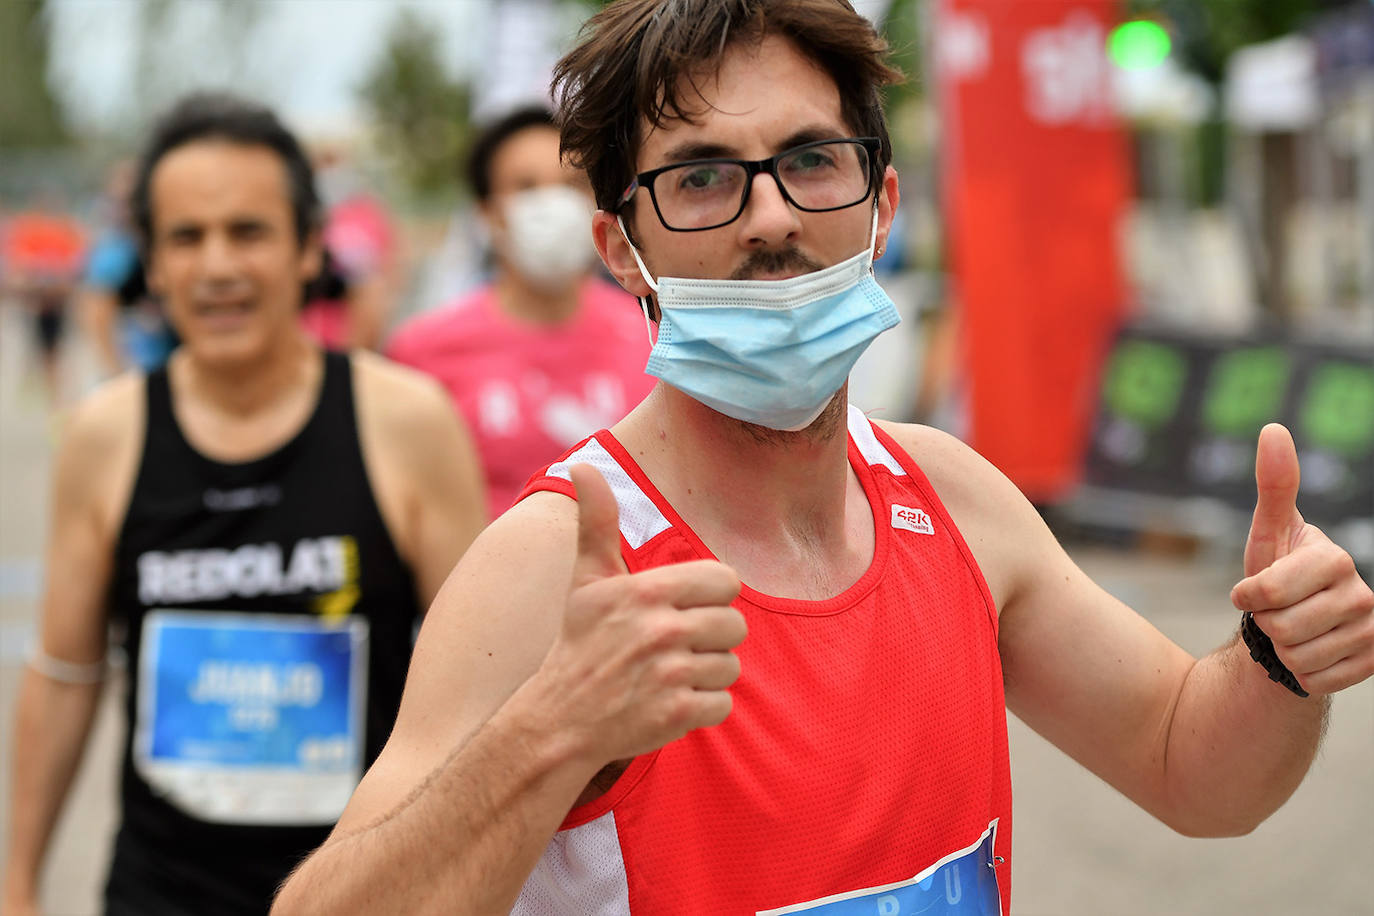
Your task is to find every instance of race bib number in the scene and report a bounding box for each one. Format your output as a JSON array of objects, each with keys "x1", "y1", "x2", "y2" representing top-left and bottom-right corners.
[
  {"x1": 758, "y1": 821, "x2": 1002, "y2": 916},
  {"x1": 134, "y1": 610, "x2": 369, "y2": 825}
]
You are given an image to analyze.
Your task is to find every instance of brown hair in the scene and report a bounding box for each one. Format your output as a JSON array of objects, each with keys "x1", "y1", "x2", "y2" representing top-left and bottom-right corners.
[{"x1": 552, "y1": 0, "x2": 903, "y2": 217}]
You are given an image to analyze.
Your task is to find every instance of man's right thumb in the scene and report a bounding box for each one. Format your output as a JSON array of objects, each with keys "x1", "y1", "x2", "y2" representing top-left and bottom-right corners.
[{"x1": 570, "y1": 464, "x2": 628, "y2": 583}]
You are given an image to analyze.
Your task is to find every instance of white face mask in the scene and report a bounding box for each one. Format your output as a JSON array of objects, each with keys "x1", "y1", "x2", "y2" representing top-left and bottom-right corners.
[{"x1": 499, "y1": 185, "x2": 596, "y2": 293}]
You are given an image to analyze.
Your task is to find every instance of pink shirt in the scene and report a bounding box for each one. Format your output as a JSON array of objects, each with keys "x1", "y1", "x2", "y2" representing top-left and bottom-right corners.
[
  {"x1": 302, "y1": 195, "x2": 397, "y2": 350},
  {"x1": 387, "y1": 279, "x2": 654, "y2": 519}
]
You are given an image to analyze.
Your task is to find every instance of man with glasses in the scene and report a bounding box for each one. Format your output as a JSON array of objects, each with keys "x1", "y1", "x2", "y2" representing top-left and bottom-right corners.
[{"x1": 275, "y1": 2, "x2": 1374, "y2": 914}]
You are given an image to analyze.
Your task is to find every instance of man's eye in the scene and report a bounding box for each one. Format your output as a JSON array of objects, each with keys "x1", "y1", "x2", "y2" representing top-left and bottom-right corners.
[
  {"x1": 679, "y1": 166, "x2": 724, "y2": 191},
  {"x1": 788, "y1": 150, "x2": 836, "y2": 172}
]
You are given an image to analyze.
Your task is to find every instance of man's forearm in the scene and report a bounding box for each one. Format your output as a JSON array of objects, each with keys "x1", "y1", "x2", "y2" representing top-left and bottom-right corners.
[
  {"x1": 1, "y1": 670, "x2": 103, "y2": 905},
  {"x1": 1160, "y1": 635, "x2": 1327, "y2": 837},
  {"x1": 273, "y1": 678, "x2": 600, "y2": 916}
]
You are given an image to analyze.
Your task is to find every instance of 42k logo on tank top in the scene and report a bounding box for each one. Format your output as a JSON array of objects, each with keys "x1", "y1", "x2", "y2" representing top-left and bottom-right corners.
[
  {"x1": 137, "y1": 536, "x2": 361, "y2": 618},
  {"x1": 891, "y1": 504, "x2": 935, "y2": 536}
]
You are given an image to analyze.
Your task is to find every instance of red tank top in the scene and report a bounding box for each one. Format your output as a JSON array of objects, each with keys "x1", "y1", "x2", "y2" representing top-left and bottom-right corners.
[{"x1": 513, "y1": 406, "x2": 1012, "y2": 915}]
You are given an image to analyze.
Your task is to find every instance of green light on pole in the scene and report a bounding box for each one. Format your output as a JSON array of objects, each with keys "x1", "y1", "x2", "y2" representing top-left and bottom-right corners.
[{"x1": 1109, "y1": 20, "x2": 1171, "y2": 70}]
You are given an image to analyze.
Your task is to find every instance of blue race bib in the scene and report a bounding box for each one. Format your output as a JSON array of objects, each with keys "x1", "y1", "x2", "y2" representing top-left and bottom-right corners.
[
  {"x1": 757, "y1": 821, "x2": 1002, "y2": 916},
  {"x1": 134, "y1": 610, "x2": 368, "y2": 825}
]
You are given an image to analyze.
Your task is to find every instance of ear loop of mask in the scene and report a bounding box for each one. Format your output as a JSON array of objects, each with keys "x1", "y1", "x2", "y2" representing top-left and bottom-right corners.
[
  {"x1": 864, "y1": 202, "x2": 880, "y2": 269},
  {"x1": 617, "y1": 215, "x2": 658, "y2": 345}
]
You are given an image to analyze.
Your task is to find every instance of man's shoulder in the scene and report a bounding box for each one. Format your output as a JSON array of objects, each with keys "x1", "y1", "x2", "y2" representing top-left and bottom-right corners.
[
  {"x1": 870, "y1": 418, "x2": 1049, "y2": 606},
  {"x1": 55, "y1": 372, "x2": 146, "y2": 519},
  {"x1": 64, "y1": 372, "x2": 144, "y2": 451},
  {"x1": 353, "y1": 350, "x2": 456, "y2": 430},
  {"x1": 350, "y1": 351, "x2": 476, "y2": 522},
  {"x1": 416, "y1": 488, "x2": 576, "y2": 616},
  {"x1": 469, "y1": 487, "x2": 579, "y2": 569},
  {"x1": 867, "y1": 419, "x2": 1018, "y2": 513},
  {"x1": 869, "y1": 418, "x2": 972, "y2": 468}
]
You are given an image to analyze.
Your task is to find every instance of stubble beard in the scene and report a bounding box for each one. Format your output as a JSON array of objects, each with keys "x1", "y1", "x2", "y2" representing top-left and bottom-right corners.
[{"x1": 732, "y1": 388, "x2": 847, "y2": 447}]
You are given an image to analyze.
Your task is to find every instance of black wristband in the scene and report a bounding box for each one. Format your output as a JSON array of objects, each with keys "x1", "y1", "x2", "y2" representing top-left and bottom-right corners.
[{"x1": 1240, "y1": 612, "x2": 1309, "y2": 698}]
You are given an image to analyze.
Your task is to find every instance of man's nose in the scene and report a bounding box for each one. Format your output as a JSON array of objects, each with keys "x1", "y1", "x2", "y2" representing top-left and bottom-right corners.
[
  {"x1": 735, "y1": 170, "x2": 801, "y2": 249},
  {"x1": 197, "y1": 231, "x2": 239, "y2": 278}
]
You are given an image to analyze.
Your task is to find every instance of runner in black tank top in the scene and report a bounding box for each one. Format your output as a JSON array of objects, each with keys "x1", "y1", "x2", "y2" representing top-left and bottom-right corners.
[
  {"x1": 2, "y1": 98, "x2": 485, "y2": 916},
  {"x1": 104, "y1": 351, "x2": 419, "y2": 914}
]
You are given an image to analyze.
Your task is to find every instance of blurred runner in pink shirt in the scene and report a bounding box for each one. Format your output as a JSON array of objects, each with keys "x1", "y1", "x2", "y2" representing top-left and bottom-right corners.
[
  {"x1": 301, "y1": 146, "x2": 399, "y2": 351},
  {"x1": 387, "y1": 106, "x2": 653, "y2": 519}
]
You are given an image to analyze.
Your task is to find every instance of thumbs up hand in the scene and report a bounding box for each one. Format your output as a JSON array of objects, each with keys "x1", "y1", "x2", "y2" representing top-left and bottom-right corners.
[
  {"x1": 1230, "y1": 424, "x2": 1374, "y2": 696},
  {"x1": 535, "y1": 464, "x2": 747, "y2": 765}
]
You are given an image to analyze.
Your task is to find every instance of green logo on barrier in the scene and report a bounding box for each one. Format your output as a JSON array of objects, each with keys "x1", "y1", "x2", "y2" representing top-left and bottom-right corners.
[
  {"x1": 1300, "y1": 362, "x2": 1374, "y2": 457},
  {"x1": 1103, "y1": 340, "x2": 1187, "y2": 429},
  {"x1": 1201, "y1": 347, "x2": 1291, "y2": 437}
]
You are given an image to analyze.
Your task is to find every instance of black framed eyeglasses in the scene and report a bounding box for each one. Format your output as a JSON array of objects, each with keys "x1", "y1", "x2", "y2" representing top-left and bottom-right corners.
[{"x1": 616, "y1": 137, "x2": 881, "y2": 232}]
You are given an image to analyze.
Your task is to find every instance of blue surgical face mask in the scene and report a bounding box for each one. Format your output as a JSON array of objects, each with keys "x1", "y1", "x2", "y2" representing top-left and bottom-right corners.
[{"x1": 618, "y1": 209, "x2": 900, "y2": 431}]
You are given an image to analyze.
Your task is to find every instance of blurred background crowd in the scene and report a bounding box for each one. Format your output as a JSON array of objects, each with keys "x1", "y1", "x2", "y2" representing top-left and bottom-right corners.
[
  {"x1": 1, "y1": 1, "x2": 1371, "y2": 914},
  {"x1": 3, "y1": 0, "x2": 1370, "y2": 554}
]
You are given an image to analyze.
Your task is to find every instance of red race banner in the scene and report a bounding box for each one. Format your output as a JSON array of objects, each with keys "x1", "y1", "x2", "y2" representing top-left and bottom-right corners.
[{"x1": 936, "y1": 0, "x2": 1130, "y2": 502}]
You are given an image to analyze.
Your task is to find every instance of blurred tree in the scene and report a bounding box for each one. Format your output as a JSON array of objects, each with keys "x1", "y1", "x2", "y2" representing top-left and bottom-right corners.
[
  {"x1": 131, "y1": 0, "x2": 263, "y2": 132},
  {"x1": 1127, "y1": 0, "x2": 1322, "y2": 84},
  {"x1": 133, "y1": 0, "x2": 176, "y2": 124},
  {"x1": 0, "y1": 0, "x2": 68, "y2": 148},
  {"x1": 882, "y1": 0, "x2": 925, "y2": 109},
  {"x1": 357, "y1": 9, "x2": 472, "y2": 200}
]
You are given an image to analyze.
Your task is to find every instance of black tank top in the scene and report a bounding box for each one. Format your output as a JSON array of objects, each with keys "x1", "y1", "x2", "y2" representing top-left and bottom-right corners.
[{"x1": 104, "y1": 351, "x2": 420, "y2": 915}]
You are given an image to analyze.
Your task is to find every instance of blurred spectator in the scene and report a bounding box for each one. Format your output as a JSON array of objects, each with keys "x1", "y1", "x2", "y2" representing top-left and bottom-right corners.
[
  {"x1": 1, "y1": 93, "x2": 485, "y2": 916},
  {"x1": 299, "y1": 145, "x2": 400, "y2": 351},
  {"x1": 387, "y1": 105, "x2": 654, "y2": 518},
  {"x1": 79, "y1": 160, "x2": 179, "y2": 376},
  {"x1": 1, "y1": 197, "x2": 86, "y2": 402}
]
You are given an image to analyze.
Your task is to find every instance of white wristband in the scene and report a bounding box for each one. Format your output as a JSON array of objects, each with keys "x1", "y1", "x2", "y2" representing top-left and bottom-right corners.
[{"x1": 26, "y1": 645, "x2": 106, "y2": 685}]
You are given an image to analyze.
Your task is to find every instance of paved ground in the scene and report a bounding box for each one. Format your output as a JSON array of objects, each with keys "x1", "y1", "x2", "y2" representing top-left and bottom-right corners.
[{"x1": 0, "y1": 302, "x2": 1370, "y2": 915}]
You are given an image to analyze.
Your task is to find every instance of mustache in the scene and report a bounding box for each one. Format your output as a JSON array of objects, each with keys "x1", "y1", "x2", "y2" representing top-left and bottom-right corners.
[{"x1": 730, "y1": 247, "x2": 824, "y2": 281}]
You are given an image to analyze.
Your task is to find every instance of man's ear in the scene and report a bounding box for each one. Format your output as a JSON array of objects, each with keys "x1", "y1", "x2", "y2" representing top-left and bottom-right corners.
[
  {"x1": 873, "y1": 165, "x2": 900, "y2": 261},
  {"x1": 299, "y1": 230, "x2": 324, "y2": 283},
  {"x1": 477, "y1": 197, "x2": 501, "y2": 237},
  {"x1": 592, "y1": 210, "x2": 654, "y2": 298},
  {"x1": 144, "y1": 242, "x2": 165, "y2": 297}
]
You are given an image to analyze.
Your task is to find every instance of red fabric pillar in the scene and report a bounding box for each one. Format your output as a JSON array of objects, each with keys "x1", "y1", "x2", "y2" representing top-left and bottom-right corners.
[{"x1": 936, "y1": 0, "x2": 1131, "y2": 501}]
